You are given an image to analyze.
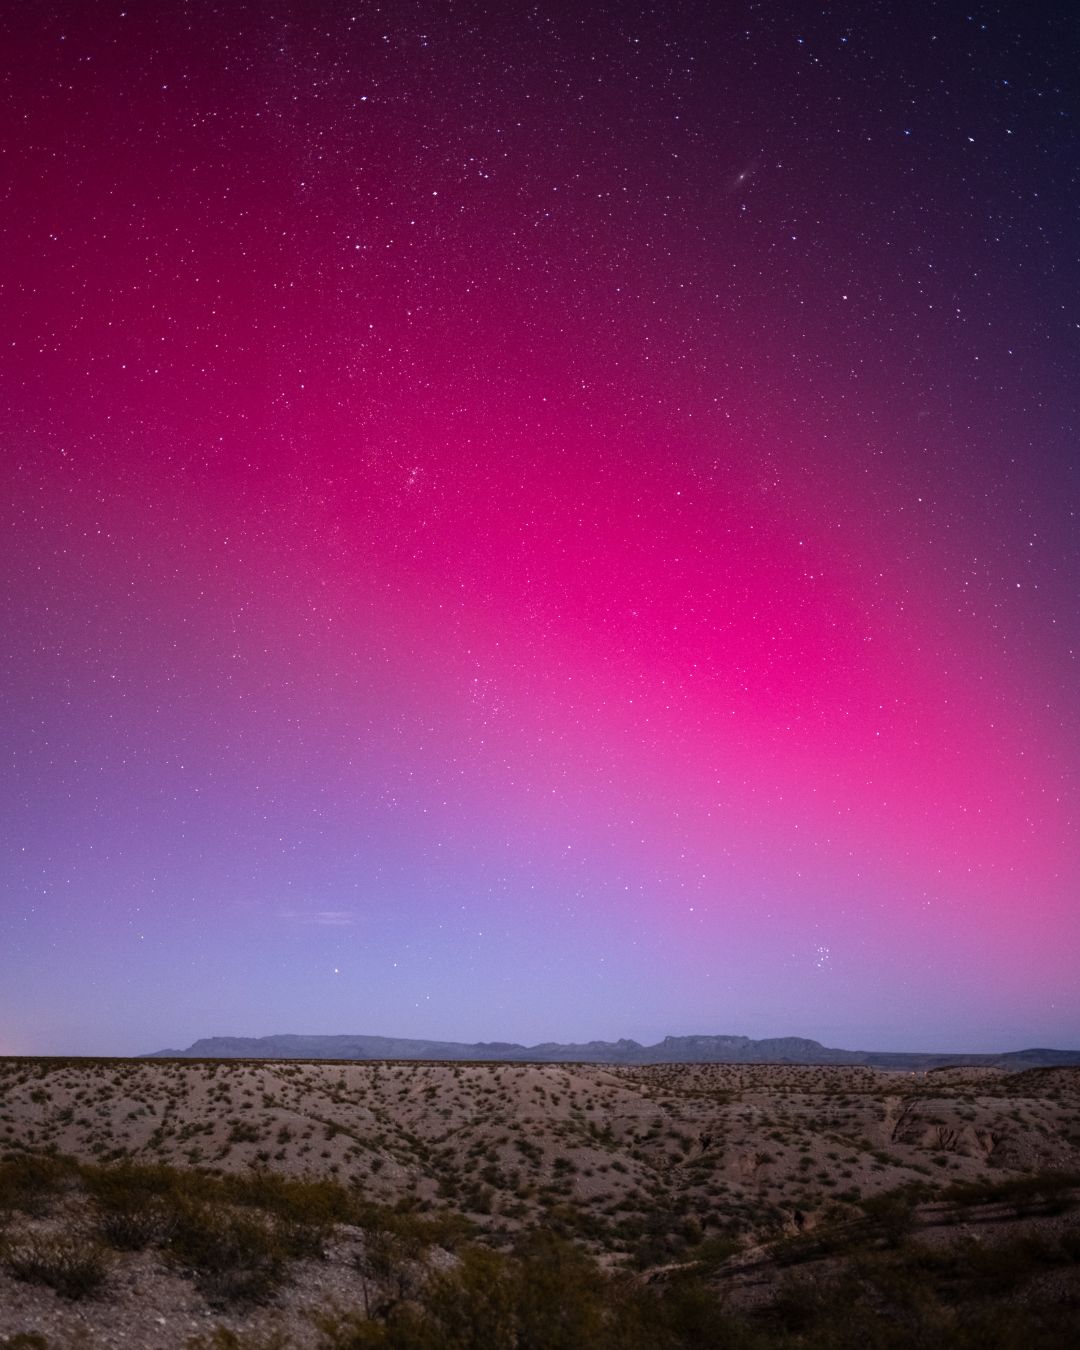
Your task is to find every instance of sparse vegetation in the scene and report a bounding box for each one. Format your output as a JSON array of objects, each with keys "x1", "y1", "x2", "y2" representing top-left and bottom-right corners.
[{"x1": 0, "y1": 1057, "x2": 1077, "y2": 1345}]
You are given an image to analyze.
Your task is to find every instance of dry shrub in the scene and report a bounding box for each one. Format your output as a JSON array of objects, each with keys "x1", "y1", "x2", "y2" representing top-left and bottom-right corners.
[
  {"x1": 4, "y1": 1235, "x2": 111, "y2": 1300},
  {"x1": 166, "y1": 1201, "x2": 289, "y2": 1306},
  {"x1": 94, "y1": 1197, "x2": 176, "y2": 1250},
  {"x1": 0, "y1": 1156, "x2": 73, "y2": 1219},
  {"x1": 185, "y1": 1328, "x2": 291, "y2": 1349}
]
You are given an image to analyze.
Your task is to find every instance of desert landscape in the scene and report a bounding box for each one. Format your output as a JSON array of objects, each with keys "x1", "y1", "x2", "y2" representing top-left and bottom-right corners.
[{"x1": 1, "y1": 1056, "x2": 1078, "y2": 1347}]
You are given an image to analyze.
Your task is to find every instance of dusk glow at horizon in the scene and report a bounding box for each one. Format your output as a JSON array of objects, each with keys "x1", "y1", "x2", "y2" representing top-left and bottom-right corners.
[{"x1": 2, "y1": 1, "x2": 1078, "y2": 1056}]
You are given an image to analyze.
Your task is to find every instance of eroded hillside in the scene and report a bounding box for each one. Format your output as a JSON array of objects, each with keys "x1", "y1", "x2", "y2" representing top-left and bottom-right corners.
[{"x1": 1, "y1": 1058, "x2": 1078, "y2": 1347}]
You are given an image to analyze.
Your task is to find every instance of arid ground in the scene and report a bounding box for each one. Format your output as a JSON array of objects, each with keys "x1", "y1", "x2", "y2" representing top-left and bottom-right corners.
[{"x1": 1, "y1": 1057, "x2": 1078, "y2": 1347}]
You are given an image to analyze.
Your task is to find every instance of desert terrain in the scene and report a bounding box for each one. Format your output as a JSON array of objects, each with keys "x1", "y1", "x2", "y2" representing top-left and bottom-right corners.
[{"x1": 1, "y1": 1056, "x2": 1078, "y2": 1347}]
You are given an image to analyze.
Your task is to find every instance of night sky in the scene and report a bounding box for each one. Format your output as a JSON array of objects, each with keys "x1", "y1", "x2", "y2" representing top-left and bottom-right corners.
[{"x1": 2, "y1": 2, "x2": 1078, "y2": 1056}]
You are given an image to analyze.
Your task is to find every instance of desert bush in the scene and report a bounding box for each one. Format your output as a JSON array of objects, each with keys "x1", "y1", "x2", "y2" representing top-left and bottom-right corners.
[
  {"x1": 392, "y1": 1242, "x2": 588, "y2": 1350},
  {"x1": 355, "y1": 1203, "x2": 473, "y2": 1256},
  {"x1": 82, "y1": 1159, "x2": 215, "y2": 1211},
  {"x1": 354, "y1": 1229, "x2": 427, "y2": 1316},
  {"x1": 319, "y1": 1234, "x2": 749, "y2": 1350},
  {"x1": 93, "y1": 1195, "x2": 176, "y2": 1250},
  {"x1": 629, "y1": 1273, "x2": 752, "y2": 1350},
  {"x1": 4, "y1": 1235, "x2": 111, "y2": 1300},
  {"x1": 749, "y1": 1231, "x2": 1080, "y2": 1349},
  {"x1": 890, "y1": 1232, "x2": 1073, "y2": 1299},
  {"x1": 859, "y1": 1186, "x2": 924, "y2": 1245},
  {"x1": 691, "y1": 1234, "x2": 742, "y2": 1269},
  {"x1": 225, "y1": 1175, "x2": 343, "y2": 1251},
  {"x1": 185, "y1": 1329, "x2": 291, "y2": 1349},
  {"x1": 942, "y1": 1170, "x2": 1079, "y2": 1216},
  {"x1": 315, "y1": 1304, "x2": 430, "y2": 1348},
  {"x1": 81, "y1": 1157, "x2": 341, "y2": 1257},
  {"x1": 87, "y1": 1166, "x2": 184, "y2": 1249},
  {"x1": 166, "y1": 1201, "x2": 288, "y2": 1306},
  {"x1": 0, "y1": 1155, "x2": 72, "y2": 1217}
]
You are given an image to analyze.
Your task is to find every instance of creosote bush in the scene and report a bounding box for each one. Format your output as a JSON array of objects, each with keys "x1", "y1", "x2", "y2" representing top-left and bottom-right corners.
[
  {"x1": 942, "y1": 1169, "x2": 1080, "y2": 1216},
  {"x1": 165, "y1": 1200, "x2": 292, "y2": 1306},
  {"x1": 0, "y1": 1156, "x2": 70, "y2": 1219},
  {"x1": 93, "y1": 1195, "x2": 176, "y2": 1250},
  {"x1": 318, "y1": 1225, "x2": 1080, "y2": 1350},
  {"x1": 185, "y1": 1330, "x2": 291, "y2": 1350},
  {"x1": 3, "y1": 1235, "x2": 111, "y2": 1301},
  {"x1": 318, "y1": 1232, "x2": 753, "y2": 1350}
]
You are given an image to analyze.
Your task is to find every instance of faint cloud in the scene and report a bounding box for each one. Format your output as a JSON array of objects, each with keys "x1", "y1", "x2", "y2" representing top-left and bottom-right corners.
[{"x1": 279, "y1": 909, "x2": 355, "y2": 927}]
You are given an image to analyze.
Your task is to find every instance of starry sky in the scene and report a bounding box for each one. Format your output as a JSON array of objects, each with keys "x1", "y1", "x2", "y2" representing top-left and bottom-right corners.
[{"x1": 2, "y1": 1, "x2": 1078, "y2": 1057}]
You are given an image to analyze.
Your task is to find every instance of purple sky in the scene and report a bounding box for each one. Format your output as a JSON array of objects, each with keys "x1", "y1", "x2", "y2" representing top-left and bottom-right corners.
[{"x1": 1, "y1": 1, "x2": 1078, "y2": 1056}]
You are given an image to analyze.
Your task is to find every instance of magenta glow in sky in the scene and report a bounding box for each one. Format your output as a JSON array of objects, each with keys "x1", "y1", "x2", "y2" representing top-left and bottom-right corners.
[{"x1": 2, "y1": 1, "x2": 1078, "y2": 1055}]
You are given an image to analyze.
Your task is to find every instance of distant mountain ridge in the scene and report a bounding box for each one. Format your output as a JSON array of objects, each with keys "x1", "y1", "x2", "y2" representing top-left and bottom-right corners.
[{"x1": 145, "y1": 1033, "x2": 1080, "y2": 1070}]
